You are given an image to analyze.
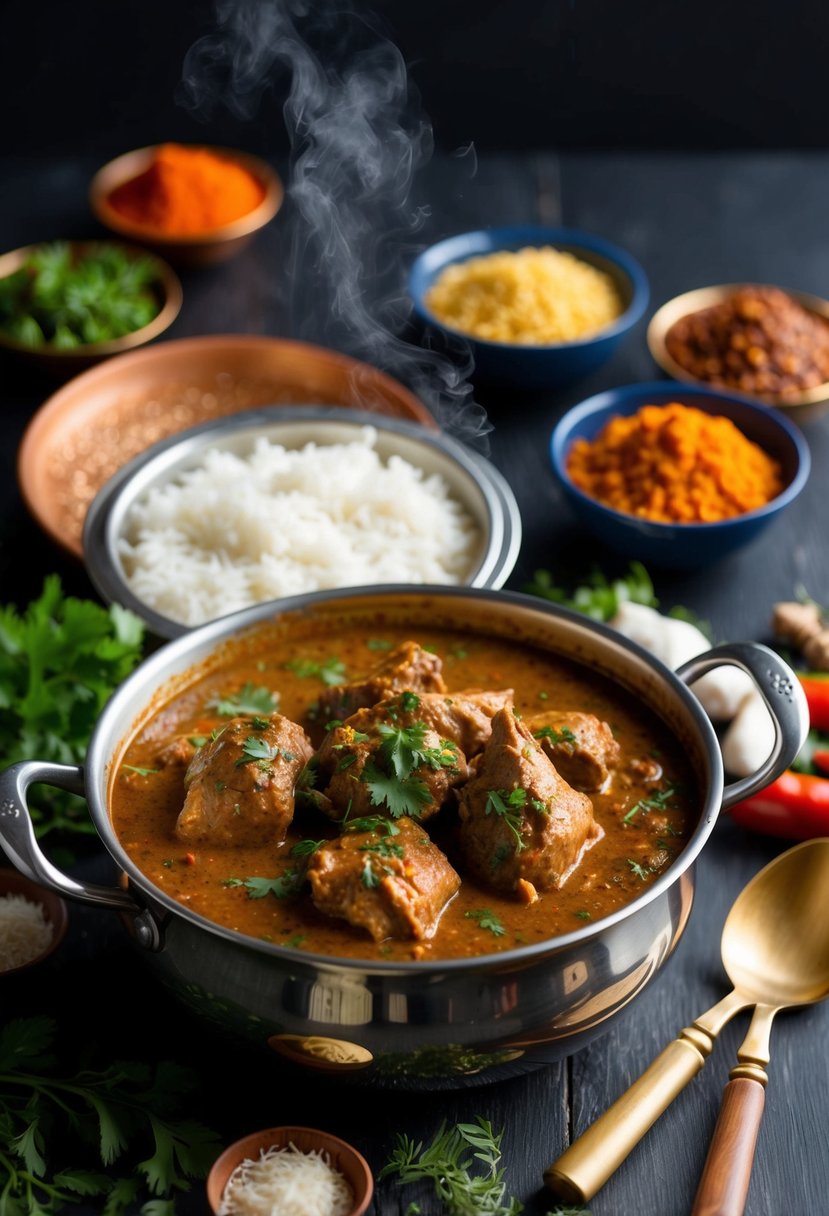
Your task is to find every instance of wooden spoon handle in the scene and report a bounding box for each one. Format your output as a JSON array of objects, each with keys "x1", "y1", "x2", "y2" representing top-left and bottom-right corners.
[{"x1": 691, "y1": 1075, "x2": 767, "y2": 1216}]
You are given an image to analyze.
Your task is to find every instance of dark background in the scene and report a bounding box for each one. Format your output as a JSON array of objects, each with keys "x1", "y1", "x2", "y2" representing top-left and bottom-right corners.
[{"x1": 3, "y1": 0, "x2": 828, "y2": 158}]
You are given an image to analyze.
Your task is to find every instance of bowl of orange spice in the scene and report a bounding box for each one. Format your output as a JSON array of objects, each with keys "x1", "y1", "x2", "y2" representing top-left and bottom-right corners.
[
  {"x1": 90, "y1": 143, "x2": 283, "y2": 266},
  {"x1": 550, "y1": 382, "x2": 810, "y2": 568}
]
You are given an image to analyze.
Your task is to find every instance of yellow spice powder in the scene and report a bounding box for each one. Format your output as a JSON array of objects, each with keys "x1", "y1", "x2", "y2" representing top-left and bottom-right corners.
[
  {"x1": 425, "y1": 245, "x2": 624, "y2": 344},
  {"x1": 566, "y1": 402, "x2": 784, "y2": 523}
]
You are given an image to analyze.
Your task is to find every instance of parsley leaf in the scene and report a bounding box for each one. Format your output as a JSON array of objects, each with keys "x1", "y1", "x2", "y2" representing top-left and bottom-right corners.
[
  {"x1": 484, "y1": 788, "x2": 528, "y2": 853},
  {"x1": 285, "y1": 657, "x2": 347, "y2": 686},
  {"x1": 361, "y1": 857, "x2": 382, "y2": 888},
  {"x1": 207, "y1": 682, "x2": 278, "y2": 717},
  {"x1": 343, "y1": 815, "x2": 400, "y2": 837},
  {"x1": 122, "y1": 765, "x2": 159, "y2": 777},
  {"x1": 0, "y1": 1018, "x2": 220, "y2": 1214},
  {"x1": 362, "y1": 762, "x2": 432, "y2": 819},
  {"x1": 464, "y1": 909, "x2": 507, "y2": 937},
  {"x1": 0, "y1": 577, "x2": 145, "y2": 837},
  {"x1": 533, "y1": 725, "x2": 577, "y2": 747},
  {"x1": 627, "y1": 859, "x2": 652, "y2": 881},
  {"x1": 622, "y1": 782, "x2": 679, "y2": 824},
  {"x1": 234, "y1": 736, "x2": 279, "y2": 767},
  {"x1": 290, "y1": 838, "x2": 324, "y2": 857},
  {"x1": 358, "y1": 837, "x2": 406, "y2": 858},
  {"x1": 223, "y1": 870, "x2": 305, "y2": 899},
  {"x1": 523, "y1": 561, "x2": 656, "y2": 621}
]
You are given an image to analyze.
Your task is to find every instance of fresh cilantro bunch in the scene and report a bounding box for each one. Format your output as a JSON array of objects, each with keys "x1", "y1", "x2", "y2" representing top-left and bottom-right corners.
[
  {"x1": 0, "y1": 577, "x2": 145, "y2": 836},
  {"x1": 0, "y1": 242, "x2": 162, "y2": 349},
  {"x1": 0, "y1": 1017, "x2": 220, "y2": 1215}
]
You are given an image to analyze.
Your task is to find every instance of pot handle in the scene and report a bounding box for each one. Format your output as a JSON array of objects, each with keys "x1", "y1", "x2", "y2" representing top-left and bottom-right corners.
[
  {"x1": 675, "y1": 642, "x2": 808, "y2": 811},
  {"x1": 0, "y1": 760, "x2": 161, "y2": 950}
]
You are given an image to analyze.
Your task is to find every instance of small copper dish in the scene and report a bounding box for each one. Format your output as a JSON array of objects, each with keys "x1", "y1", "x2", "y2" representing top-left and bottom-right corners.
[
  {"x1": 0, "y1": 240, "x2": 182, "y2": 377},
  {"x1": 647, "y1": 283, "x2": 829, "y2": 423},
  {"x1": 0, "y1": 868, "x2": 69, "y2": 977},
  {"x1": 89, "y1": 145, "x2": 284, "y2": 267},
  {"x1": 206, "y1": 1125, "x2": 373, "y2": 1216}
]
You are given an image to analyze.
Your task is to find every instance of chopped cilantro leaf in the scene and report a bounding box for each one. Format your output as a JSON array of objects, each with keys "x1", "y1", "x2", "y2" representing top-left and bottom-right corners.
[
  {"x1": 343, "y1": 815, "x2": 400, "y2": 837},
  {"x1": 622, "y1": 782, "x2": 679, "y2": 824},
  {"x1": 122, "y1": 764, "x2": 158, "y2": 777},
  {"x1": 363, "y1": 762, "x2": 432, "y2": 819},
  {"x1": 286, "y1": 657, "x2": 347, "y2": 686},
  {"x1": 464, "y1": 908, "x2": 506, "y2": 937},
  {"x1": 223, "y1": 870, "x2": 305, "y2": 899},
  {"x1": 361, "y1": 857, "x2": 381, "y2": 889},
  {"x1": 366, "y1": 638, "x2": 393, "y2": 651},
  {"x1": 235, "y1": 736, "x2": 279, "y2": 767},
  {"x1": 627, "y1": 859, "x2": 652, "y2": 881},
  {"x1": 533, "y1": 724, "x2": 577, "y2": 747},
  {"x1": 358, "y1": 837, "x2": 405, "y2": 858},
  {"x1": 484, "y1": 788, "x2": 528, "y2": 853},
  {"x1": 290, "y1": 838, "x2": 324, "y2": 857},
  {"x1": 208, "y1": 682, "x2": 278, "y2": 717}
]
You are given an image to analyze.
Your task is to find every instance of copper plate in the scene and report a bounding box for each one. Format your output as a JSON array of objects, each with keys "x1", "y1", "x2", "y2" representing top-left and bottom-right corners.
[
  {"x1": 647, "y1": 282, "x2": 829, "y2": 423},
  {"x1": 18, "y1": 334, "x2": 435, "y2": 558}
]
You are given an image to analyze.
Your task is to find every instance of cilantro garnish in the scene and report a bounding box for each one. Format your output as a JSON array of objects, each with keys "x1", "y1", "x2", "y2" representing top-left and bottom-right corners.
[
  {"x1": 207, "y1": 682, "x2": 278, "y2": 717},
  {"x1": 358, "y1": 837, "x2": 405, "y2": 859},
  {"x1": 290, "y1": 838, "x2": 324, "y2": 857},
  {"x1": 464, "y1": 909, "x2": 507, "y2": 937},
  {"x1": 490, "y1": 844, "x2": 513, "y2": 871},
  {"x1": 622, "y1": 782, "x2": 679, "y2": 824},
  {"x1": 533, "y1": 725, "x2": 577, "y2": 747},
  {"x1": 234, "y1": 735, "x2": 280, "y2": 768},
  {"x1": 343, "y1": 815, "x2": 400, "y2": 837},
  {"x1": 627, "y1": 859, "x2": 652, "y2": 881},
  {"x1": 484, "y1": 788, "x2": 529, "y2": 853},
  {"x1": 362, "y1": 762, "x2": 432, "y2": 819},
  {"x1": 0, "y1": 1017, "x2": 220, "y2": 1213},
  {"x1": 223, "y1": 869, "x2": 305, "y2": 899},
  {"x1": 366, "y1": 639, "x2": 393, "y2": 651},
  {"x1": 285, "y1": 657, "x2": 347, "y2": 686},
  {"x1": 122, "y1": 765, "x2": 158, "y2": 777},
  {"x1": 361, "y1": 857, "x2": 382, "y2": 889},
  {"x1": 0, "y1": 576, "x2": 145, "y2": 837},
  {"x1": 523, "y1": 561, "x2": 656, "y2": 621}
]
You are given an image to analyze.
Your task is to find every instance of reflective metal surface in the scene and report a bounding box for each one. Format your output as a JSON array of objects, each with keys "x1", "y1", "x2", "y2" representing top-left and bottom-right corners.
[{"x1": 0, "y1": 588, "x2": 808, "y2": 1088}]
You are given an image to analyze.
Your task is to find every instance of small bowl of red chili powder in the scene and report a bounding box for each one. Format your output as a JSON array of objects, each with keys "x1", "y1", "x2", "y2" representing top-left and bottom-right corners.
[{"x1": 90, "y1": 143, "x2": 283, "y2": 267}]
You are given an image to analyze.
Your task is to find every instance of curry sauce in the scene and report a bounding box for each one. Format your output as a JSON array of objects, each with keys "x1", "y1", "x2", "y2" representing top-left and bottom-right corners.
[{"x1": 111, "y1": 622, "x2": 698, "y2": 962}]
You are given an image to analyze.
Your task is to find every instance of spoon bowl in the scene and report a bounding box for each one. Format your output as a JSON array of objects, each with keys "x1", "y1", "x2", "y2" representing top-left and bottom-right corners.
[
  {"x1": 721, "y1": 837, "x2": 829, "y2": 1007},
  {"x1": 546, "y1": 837, "x2": 829, "y2": 1205}
]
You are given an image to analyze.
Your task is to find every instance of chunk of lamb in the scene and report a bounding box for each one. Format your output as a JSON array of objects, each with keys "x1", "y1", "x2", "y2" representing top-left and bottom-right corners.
[
  {"x1": 315, "y1": 641, "x2": 447, "y2": 724},
  {"x1": 306, "y1": 817, "x2": 460, "y2": 941},
  {"x1": 176, "y1": 716, "x2": 312, "y2": 847},
  {"x1": 314, "y1": 698, "x2": 468, "y2": 823},
  {"x1": 457, "y1": 708, "x2": 603, "y2": 897},
  {"x1": 416, "y1": 688, "x2": 514, "y2": 756},
  {"x1": 526, "y1": 710, "x2": 621, "y2": 792}
]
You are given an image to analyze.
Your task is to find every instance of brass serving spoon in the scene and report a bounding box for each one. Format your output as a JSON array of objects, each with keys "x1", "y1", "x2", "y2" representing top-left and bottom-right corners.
[{"x1": 545, "y1": 837, "x2": 829, "y2": 1207}]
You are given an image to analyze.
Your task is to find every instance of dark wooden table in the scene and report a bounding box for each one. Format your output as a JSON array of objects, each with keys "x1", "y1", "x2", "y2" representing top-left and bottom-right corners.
[{"x1": 2, "y1": 151, "x2": 829, "y2": 1216}]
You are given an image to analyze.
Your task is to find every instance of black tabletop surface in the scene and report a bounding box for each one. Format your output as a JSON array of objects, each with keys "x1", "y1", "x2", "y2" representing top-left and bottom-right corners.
[{"x1": 2, "y1": 150, "x2": 829, "y2": 1216}]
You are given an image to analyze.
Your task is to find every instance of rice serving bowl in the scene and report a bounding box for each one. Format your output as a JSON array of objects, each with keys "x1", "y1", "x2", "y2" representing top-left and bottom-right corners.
[{"x1": 83, "y1": 408, "x2": 522, "y2": 638}]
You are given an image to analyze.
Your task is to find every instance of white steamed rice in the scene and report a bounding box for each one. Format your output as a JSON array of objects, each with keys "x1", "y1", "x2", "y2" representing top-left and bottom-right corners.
[{"x1": 118, "y1": 426, "x2": 481, "y2": 626}]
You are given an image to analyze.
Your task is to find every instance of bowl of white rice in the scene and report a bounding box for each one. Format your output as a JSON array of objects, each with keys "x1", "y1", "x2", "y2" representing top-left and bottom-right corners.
[{"x1": 82, "y1": 407, "x2": 522, "y2": 638}]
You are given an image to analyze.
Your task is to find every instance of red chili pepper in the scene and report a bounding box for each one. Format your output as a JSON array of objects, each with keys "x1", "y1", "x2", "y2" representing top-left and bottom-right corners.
[
  {"x1": 812, "y1": 750, "x2": 829, "y2": 775},
  {"x1": 729, "y1": 770, "x2": 829, "y2": 840},
  {"x1": 797, "y1": 673, "x2": 829, "y2": 731}
]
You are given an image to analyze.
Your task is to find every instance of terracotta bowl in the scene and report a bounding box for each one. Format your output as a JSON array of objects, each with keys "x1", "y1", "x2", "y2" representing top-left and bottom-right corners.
[
  {"x1": 17, "y1": 333, "x2": 435, "y2": 558},
  {"x1": 206, "y1": 1126, "x2": 373, "y2": 1216},
  {"x1": 0, "y1": 240, "x2": 182, "y2": 377},
  {"x1": 647, "y1": 282, "x2": 829, "y2": 423},
  {"x1": 0, "y1": 868, "x2": 69, "y2": 977},
  {"x1": 89, "y1": 145, "x2": 284, "y2": 267}
]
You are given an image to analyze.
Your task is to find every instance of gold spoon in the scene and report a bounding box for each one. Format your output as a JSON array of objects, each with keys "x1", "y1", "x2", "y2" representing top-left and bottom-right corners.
[{"x1": 544, "y1": 837, "x2": 829, "y2": 1207}]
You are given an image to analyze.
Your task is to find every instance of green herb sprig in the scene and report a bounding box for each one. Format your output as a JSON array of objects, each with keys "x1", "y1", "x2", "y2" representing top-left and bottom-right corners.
[
  {"x1": 0, "y1": 1017, "x2": 220, "y2": 1215},
  {"x1": 207, "y1": 683, "x2": 278, "y2": 717},
  {"x1": 380, "y1": 1117, "x2": 522, "y2": 1216},
  {"x1": 285, "y1": 657, "x2": 347, "y2": 686},
  {"x1": 0, "y1": 577, "x2": 144, "y2": 837},
  {"x1": 484, "y1": 788, "x2": 529, "y2": 854}
]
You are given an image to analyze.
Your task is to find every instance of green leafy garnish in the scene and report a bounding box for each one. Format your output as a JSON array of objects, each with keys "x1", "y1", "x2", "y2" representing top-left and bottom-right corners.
[
  {"x1": 375, "y1": 722, "x2": 458, "y2": 779},
  {"x1": 342, "y1": 815, "x2": 400, "y2": 837},
  {"x1": 464, "y1": 909, "x2": 507, "y2": 937},
  {"x1": 533, "y1": 725, "x2": 577, "y2": 747},
  {"x1": 0, "y1": 1017, "x2": 219, "y2": 1214},
  {"x1": 0, "y1": 242, "x2": 162, "y2": 349},
  {"x1": 361, "y1": 858, "x2": 382, "y2": 889},
  {"x1": 366, "y1": 639, "x2": 393, "y2": 651},
  {"x1": 484, "y1": 788, "x2": 529, "y2": 854},
  {"x1": 380, "y1": 1117, "x2": 522, "y2": 1216},
  {"x1": 285, "y1": 657, "x2": 347, "y2": 686},
  {"x1": 290, "y1": 838, "x2": 324, "y2": 857},
  {"x1": 122, "y1": 765, "x2": 158, "y2": 777},
  {"x1": 627, "y1": 859, "x2": 652, "y2": 881},
  {"x1": 622, "y1": 782, "x2": 679, "y2": 824},
  {"x1": 574, "y1": 910, "x2": 591, "y2": 921},
  {"x1": 223, "y1": 870, "x2": 305, "y2": 899},
  {"x1": 523, "y1": 561, "x2": 656, "y2": 621},
  {"x1": 362, "y1": 762, "x2": 432, "y2": 819},
  {"x1": 358, "y1": 837, "x2": 405, "y2": 858},
  {"x1": 207, "y1": 682, "x2": 278, "y2": 717},
  {"x1": 0, "y1": 577, "x2": 144, "y2": 837},
  {"x1": 234, "y1": 735, "x2": 280, "y2": 769}
]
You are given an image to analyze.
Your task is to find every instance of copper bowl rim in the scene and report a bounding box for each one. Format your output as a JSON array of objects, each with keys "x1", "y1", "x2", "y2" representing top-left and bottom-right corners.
[
  {"x1": 0, "y1": 239, "x2": 182, "y2": 359},
  {"x1": 647, "y1": 282, "x2": 829, "y2": 410},
  {"x1": 89, "y1": 144, "x2": 284, "y2": 246}
]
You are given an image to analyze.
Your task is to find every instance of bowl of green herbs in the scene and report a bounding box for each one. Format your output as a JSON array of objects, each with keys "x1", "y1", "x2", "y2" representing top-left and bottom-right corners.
[{"x1": 0, "y1": 240, "x2": 182, "y2": 374}]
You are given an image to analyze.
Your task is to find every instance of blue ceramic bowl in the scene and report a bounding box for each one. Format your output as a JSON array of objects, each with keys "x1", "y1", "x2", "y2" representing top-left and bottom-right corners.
[
  {"x1": 408, "y1": 225, "x2": 649, "y2": 390},
  {"x1": 550, "y1": 382, "x2": 811, "y2": 568}
]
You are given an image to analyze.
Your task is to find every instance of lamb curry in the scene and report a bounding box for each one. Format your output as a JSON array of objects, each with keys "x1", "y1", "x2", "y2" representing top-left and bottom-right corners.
[{"x1": 111, "y1": 614, "x2": 698, "y2": 962}]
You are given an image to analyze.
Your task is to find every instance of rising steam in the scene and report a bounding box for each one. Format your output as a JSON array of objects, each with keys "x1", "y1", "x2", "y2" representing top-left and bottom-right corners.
[{"x1": 178, "y1": 0, "x2": 490, "y2": 443}]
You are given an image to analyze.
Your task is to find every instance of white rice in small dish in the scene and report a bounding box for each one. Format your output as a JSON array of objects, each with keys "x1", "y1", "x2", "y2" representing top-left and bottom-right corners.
[{"x1": 118, "y1": 426, "x2": 481, "y2": 627}]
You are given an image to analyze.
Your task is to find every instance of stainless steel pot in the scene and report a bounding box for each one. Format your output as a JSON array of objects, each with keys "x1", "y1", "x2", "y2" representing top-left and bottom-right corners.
[{"x1": 0, "y1": 588, "x2": 807, "y2": 1089}]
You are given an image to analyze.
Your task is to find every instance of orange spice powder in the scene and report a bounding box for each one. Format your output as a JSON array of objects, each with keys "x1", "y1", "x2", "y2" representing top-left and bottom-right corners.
[
  {"x1": 106, "y1": 144, "x2": 265, "y2": 236},
  {"x1": 566, "y1": 402, "x2": 784, "y2": 523}
]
